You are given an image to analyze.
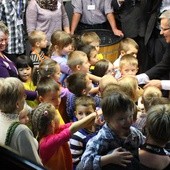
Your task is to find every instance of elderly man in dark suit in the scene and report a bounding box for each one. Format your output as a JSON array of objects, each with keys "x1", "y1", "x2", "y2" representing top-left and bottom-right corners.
[
  {"x1": 137, "y1": 10, "x2": 170, "y2": 90},
  {"x1": 145, "y1": 0, "x2": 168, "y2": 68}
]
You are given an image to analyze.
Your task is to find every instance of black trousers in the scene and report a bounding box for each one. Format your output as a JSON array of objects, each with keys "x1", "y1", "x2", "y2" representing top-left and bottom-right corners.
[{"x1": 76, "y1": 22, "x2": 111, "y2": 34}]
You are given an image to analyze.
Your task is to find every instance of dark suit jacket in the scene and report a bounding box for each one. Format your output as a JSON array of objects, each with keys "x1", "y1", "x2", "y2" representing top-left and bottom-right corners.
[
  {"x1": 146, "y1": 44, "x2": 170, "y2": 79},
  {"x1": 111, "y1": 0, "x2": 147, "y2": 38},
  {"x1": 144, "y1": 0, "x2": 162, "y2": 45}
]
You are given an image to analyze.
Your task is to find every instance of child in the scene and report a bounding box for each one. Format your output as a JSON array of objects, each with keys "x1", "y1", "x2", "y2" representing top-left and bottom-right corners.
[
  {"x1": 66, "y1": 72, "x2": 101, "y2": 122},
  {"x1": 31, "y1": 102, "x2": 101, "y2": 170},
  {"x1": 98, "y1": 74, "x2": 118, "y2": 97},
  {"x1": 139, "y1": 104, "x2": 170, "y2": 169},
  {"x1": 69, "y1": 96, "x2": 99, "y2": 169},
  {"x1": 118, "y1": 76, "x2": 143, "y2": 122},
  {"x1": 114, "y1": 38, "x2": 139, "y2": 79},
  {"x1": 34, "y1": 59, "x2": 61, "y2": 85},
  {"x1": 79, "y1": 91, "x2": 145, "y2": 169},
  {"x1": 133, "y1": 86, "x2": 163, "y2": 133},
  {"x1": 50, "y1": 31, "x2": 73, "y2": 85},
  {"x1": 101, "y1": 83, "x2": 121, "y2": 99},
  {"x1": 113, "y1": 38, "x2": 139, "y2": 69},
  {"x1": 36, "y1": 77, "x2": 65, "y2": 125},
  {"x1": 19, "y1": 102, "x2": 32, "y2": 125},
  {"x1": 80, "y1": 32, "x2": 104, "y2": 60},
  {"x1": 33, "y1": 58, "x2": 70, "y2": 123},
  {"x1": 15, "y1": 55, "x2": 38, "y2": 108},
  {"x1": 93, "y1": 59, "x2": 115, "y2": 77},
  {"x1": 119, "y1": 54, "x2": 139, "y2": 78},
  {"x1": 78, "y1": 44, "x2": 99, "y2": 71},
  {"x1": 28, "y1": 30, "x2": 48, "y2": 67},
  {"x1": 67, "y1": 50, "x2": 101, "y2": 83},
  {"x1": 67, "y1": 50, "x2": 90, "y2": 74},
  {"x1": 0, "y1": 77, "x2": 42, "y2": 165},
  {"x1": 118, "y1": 76, "x2": 143, "y2": 103},
  {"x1": 142, "y1": 86, "x2": 162, "y2": 112}
]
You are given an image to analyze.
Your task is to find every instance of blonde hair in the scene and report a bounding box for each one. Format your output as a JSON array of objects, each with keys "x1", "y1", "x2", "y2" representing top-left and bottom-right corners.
[
  {"x1": 101, "y1": 83, "x2": 121, "y2": 98},
  {"x1": 48, "y1": 30, "x2": 72, "y2": 56},
  {"x1": 118, "y1": 76, "x2": 139, "y2": 101},
  {"x1": 143, "y1": 86, "x2": 162, "y2": 99},
  {"x1": 119, "y1": 54, "x2": 138, "y2": 69},
  {"x1": 142, "y1": 86, "x2": 162, "y2": 111},
  {"x1": 67, "y1": 51, "x2": 87, "y2": 70},
  {"x1": 99, "y1": 75, "x2": 117, "y2": 92},
  {"x1": 119, "y1": 38, "x2": 139, "y2": 52},
  {"x1": 81, "y1": 32, "x2": 101, "y2": 44},
  {"x1": 0, "y1": 21, "x2": 9, "y2": 35},
  {"x1": 0, "y1": 77, "x2": 25, "y2": 113},
  {"x1": 28, "y1": 30, "x2": 46, "y2": 46}
]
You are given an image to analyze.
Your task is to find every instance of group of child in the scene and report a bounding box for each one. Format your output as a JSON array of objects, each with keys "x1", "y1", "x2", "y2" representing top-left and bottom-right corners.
[{"x1": 2, "y1": 28, "x2": 170, "y2": 170}]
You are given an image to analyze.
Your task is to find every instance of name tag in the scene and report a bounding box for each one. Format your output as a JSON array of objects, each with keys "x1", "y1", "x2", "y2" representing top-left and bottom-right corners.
[
  {"x1": 17, "y1": 19, "x2": 23, "y2": 26},
  {"x1": 87, "y1": 5, "x2": 95, "y2": 10}
]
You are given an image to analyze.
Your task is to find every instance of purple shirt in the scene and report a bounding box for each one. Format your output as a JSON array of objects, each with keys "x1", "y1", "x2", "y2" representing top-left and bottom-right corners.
[
  {"x1": 51, "y1": 55, "x2": 72, "y2": 84},
  {"x1": 0, "y1": 55, "x2": 37, "y2": 100},
  {"x1": 0, "y1": 55, "x2": 18, "y2": 78},
  {"x1": 51, "y1": 55, "x2": 72, "y2": 75}
]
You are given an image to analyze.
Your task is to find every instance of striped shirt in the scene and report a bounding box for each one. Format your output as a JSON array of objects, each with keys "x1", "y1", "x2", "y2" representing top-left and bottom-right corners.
[
  {"x1": 30, "y1": 50, "x2": 46, "y2": 67},
  {"x1": 0, "y1": 0, "x2": 27, "y2": 54},
  {"x1": 69, "y1": 129, "x2": 97, "y2": 168}
]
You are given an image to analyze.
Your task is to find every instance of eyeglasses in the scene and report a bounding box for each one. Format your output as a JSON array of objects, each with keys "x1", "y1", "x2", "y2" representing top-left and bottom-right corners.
[{"x1": 160, "y1": 27, "x2": 170, "y2": 31}]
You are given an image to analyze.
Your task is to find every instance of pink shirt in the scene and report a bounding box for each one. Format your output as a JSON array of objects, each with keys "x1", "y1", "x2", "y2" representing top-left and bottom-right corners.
[{"x1": 39, "y1": 123, "x2": 72, "y2": 164}]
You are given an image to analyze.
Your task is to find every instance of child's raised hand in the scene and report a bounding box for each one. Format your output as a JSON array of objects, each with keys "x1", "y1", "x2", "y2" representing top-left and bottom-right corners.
[{"x1": 109, "y1": 147, "x2": 133, "y2": 167}]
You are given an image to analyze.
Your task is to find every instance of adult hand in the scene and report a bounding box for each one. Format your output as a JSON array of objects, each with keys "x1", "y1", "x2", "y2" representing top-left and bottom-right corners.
[
  {"x1": 143, "y1": 80, "x2": 162, "y2": 89},
  {"x1": 113, "y1": 28, "x2": 124, "y2": 37}
]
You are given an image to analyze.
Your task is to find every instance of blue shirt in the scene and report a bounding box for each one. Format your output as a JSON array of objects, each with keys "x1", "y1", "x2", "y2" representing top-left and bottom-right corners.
[{"x1": 81, "y1": 123, "x2": 145, "y2": 170}]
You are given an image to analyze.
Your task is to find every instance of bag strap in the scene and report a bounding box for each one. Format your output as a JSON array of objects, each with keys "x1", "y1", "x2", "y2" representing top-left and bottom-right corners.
[{"x1": 5, "y1": 122, "x2": 20, "y2": 146}]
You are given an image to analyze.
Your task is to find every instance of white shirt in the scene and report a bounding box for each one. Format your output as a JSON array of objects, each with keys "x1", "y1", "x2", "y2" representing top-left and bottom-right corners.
[
  {"x1": 136, "y1": 74, "x2": 170, "y2": 90},
  {"x1": 136, "y1": 73, "x2": 150, "y2": 84},
  {"x1": 161, "y1": 80, "x2": 170, "y2": 90}
]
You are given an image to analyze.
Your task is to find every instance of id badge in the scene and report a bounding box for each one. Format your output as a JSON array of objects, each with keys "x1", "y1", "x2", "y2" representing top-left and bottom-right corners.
[
  {"x1": 87, "y1": 5, "x2": 95, "y2": 10},
  {"x1": 17, "y1": 19, "x2": 23, "y2": 26}
]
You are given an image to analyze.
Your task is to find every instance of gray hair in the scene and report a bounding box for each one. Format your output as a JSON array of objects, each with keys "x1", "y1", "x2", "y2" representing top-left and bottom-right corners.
[
  {"x1": 159, "y1": 10, "x2": 170, "y2": 26},
  {"x1": 0, "y1": 77, "x2": 25, "y2": 113}
]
